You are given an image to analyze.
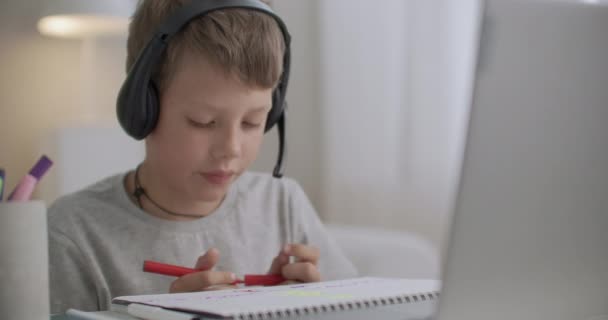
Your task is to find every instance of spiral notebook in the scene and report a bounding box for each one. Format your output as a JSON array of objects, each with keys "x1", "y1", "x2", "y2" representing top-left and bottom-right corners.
[{"x1": 112, "y1": 277, "x2": 441, "y2": 319}]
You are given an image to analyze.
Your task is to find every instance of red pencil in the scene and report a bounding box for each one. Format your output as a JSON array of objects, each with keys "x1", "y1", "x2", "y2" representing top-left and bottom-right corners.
[{"x1": 143, "y1": 260, "x2": 286, "y2": 286}]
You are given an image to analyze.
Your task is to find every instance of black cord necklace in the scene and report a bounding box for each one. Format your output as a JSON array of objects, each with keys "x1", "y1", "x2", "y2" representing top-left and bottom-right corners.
[{"x1": 133, "y1": 164, "x2": 202, "y2": 218}]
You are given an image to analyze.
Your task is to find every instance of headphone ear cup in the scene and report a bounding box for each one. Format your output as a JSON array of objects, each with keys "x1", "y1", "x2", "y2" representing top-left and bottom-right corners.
[
  {"x1": 117, "y1": 34, "x2": 166, "y2": 140},
  {"x1": 265, "y1": 88, "x2": 285, "y2": 132},
  {"x1": 140, "y1": 81, "x2": 160, "y2": 137},
  {"x1": 121, "y1": 81, "x2": 159, "y2": 139},
  {"x1": 266, "y1": 43, "x2": 290, "y2": 133}
]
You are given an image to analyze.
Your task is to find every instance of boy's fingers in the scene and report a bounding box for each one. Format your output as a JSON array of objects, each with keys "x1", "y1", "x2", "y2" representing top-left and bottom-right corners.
[
  {"x1": 195, "y1": 248, "x2": 219, "y2": 270},
  {"x1": 169, "y1": 271, "x2": 237, "y2": 293},
  {"x1": 267, "y1": 252, "x2": 290, "y2": 275},
  {"x1": 283, "y1": 244, "x2": 319, "y2": 264},
  {"x1": 281, "y1": 262, "x2": 321, "y2": 283}
]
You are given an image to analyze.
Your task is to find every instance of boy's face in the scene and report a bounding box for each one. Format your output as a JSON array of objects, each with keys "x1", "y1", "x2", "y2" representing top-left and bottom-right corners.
[{"x1": 146, "y1": 52, "x2": 272, "y2": 203}]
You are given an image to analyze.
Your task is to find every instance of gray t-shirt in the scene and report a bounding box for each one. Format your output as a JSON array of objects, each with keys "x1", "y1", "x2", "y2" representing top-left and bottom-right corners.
[{"x1": 48, "y1": 171, "x2": 357, "y2": 313}]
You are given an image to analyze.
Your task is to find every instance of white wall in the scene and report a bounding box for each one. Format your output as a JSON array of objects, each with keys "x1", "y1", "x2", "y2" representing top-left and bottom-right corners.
[
  {"x1": 440, "y1": 0, "x2": 482, "y2": 253},
  {"x1": 317, "y1": 0, "x2": 480, "y2": 249},
  {"x1": 0, "y1": 1, "x2": 126, "y2": 202},
  {"x1": 406, "y1": 0, "x2": 480, "y2": 250},
  {"x1": 317, "y1": 0, "x2": 410, "y2": 227}
]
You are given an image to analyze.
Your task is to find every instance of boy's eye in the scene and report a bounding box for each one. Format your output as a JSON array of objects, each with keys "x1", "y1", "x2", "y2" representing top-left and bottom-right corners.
[
  {"x1": 242, "y1": 122, "x2": 262, "y2": 129},
  {"x1": 188, "y1": 118, "x2": 215, "y2": 128}
]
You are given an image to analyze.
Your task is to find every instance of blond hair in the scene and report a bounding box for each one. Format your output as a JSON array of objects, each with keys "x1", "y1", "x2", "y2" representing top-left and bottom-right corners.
[{"x1": 126, "y1": 0, "x2": 285, "y2": 92}]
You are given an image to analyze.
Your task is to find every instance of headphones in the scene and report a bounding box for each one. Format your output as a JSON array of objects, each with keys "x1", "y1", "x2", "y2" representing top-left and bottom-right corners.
[{"x1": 116, "y1": 0, "x2": 290, "y2": 178}]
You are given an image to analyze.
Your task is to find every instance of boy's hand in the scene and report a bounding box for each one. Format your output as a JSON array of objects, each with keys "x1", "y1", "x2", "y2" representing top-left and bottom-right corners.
[
  {"x1": 267, "y1": 244, "x2": 321, "y2": 284},
  {"x1": 169, "y1": 248, "x2": 237, "y2": 293}
]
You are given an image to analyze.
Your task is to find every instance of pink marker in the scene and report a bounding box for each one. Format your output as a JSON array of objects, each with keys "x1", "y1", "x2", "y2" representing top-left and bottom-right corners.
[{"x1": 8, "y1": 155, "x2": 53, "y2": 202}]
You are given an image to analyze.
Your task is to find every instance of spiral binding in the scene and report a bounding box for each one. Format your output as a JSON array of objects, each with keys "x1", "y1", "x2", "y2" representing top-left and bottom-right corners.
[{"x1": 234, "y1": 291, "x2": 440, "y2": 320}]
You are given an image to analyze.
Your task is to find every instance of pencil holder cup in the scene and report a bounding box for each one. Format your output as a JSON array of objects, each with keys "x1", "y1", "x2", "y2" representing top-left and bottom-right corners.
[{"x1": 0, "y1": 201, "x2": 50, "y2": 319}]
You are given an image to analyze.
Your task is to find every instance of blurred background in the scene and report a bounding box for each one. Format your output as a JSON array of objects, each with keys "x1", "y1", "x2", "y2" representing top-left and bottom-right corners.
[{"x1": 0, "y1": 0, "x2": 481, "y2": 279}]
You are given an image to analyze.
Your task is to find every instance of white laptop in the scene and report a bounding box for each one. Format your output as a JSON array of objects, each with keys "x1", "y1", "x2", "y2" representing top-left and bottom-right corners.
[{"x1": 436, "y1": 0, "x2": 608, "y2": 319}]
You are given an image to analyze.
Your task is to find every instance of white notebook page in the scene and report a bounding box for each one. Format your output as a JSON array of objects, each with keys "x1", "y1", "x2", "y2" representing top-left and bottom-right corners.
[{"x1": 113, "y1": 277, "x2": 441, "y2": 318}]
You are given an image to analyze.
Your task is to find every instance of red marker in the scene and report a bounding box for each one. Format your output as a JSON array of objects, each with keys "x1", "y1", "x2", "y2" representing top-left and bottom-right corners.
[{"x1": 143, "y1": 260, "x2": 286, "y2": 286}]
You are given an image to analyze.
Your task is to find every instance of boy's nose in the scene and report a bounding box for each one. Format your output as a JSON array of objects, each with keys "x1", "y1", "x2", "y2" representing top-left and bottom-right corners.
[{"x1": 211, "y1": 128, "x2": 242, "y2": 160}]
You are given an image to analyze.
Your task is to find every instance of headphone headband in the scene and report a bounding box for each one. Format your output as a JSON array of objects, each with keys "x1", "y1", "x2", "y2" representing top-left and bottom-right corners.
[{"x1": 158, "y1": 0, "x2": 290, "y2": 44}]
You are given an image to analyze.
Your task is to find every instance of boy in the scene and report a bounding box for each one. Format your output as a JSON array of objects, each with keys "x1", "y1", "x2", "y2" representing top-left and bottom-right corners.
[{"x1": 48, "y1": 0, "x2": 357, "y2": 314}]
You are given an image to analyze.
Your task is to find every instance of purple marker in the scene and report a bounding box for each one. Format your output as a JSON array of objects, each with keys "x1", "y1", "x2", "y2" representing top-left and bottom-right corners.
[
  {"x1": 0, "y1": 168, "x2": 5, "y2": 201},
  {"x1": 8, "y1": 155, "x2": 53, "y2": 202}
]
